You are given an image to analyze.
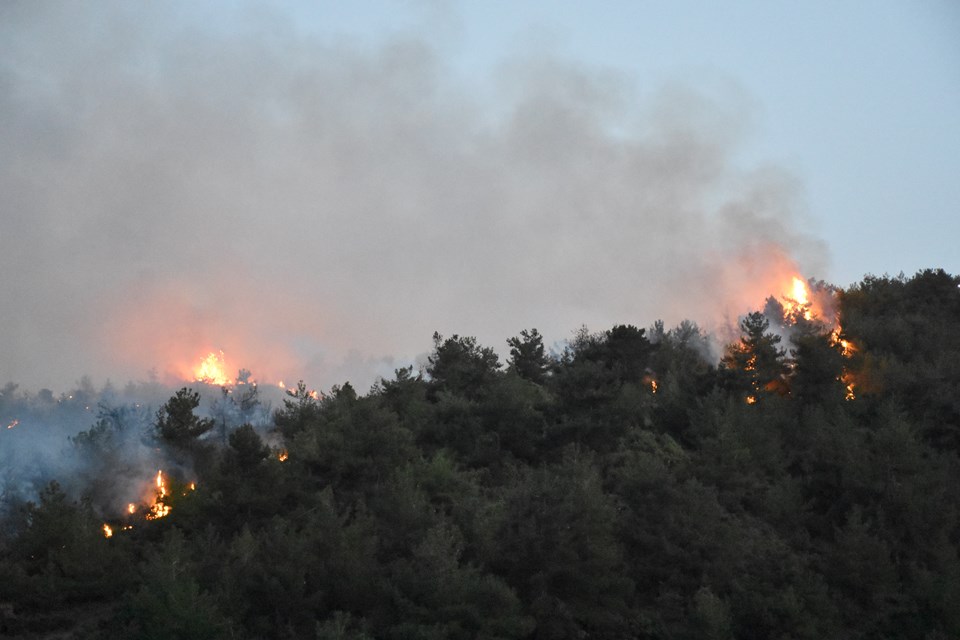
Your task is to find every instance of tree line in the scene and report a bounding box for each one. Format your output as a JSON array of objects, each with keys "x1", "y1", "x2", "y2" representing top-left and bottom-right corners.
[{"x1": 1, "y1": 268, "x2": 958, "y2": 639}]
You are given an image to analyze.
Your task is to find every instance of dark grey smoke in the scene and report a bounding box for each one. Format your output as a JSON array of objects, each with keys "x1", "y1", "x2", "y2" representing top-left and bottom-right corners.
[{"x1": 0, "y1": 2, "x2": 827, "y2": 393}]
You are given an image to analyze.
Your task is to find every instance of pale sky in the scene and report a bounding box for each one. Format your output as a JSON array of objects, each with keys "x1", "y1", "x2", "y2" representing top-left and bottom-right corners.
[{"x1": 2, "y1": 1, "x2": 958, "y2": 392}]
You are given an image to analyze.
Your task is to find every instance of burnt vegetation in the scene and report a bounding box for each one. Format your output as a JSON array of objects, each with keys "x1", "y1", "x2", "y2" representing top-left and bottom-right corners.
[{"x1": 2, "y1": 269, "x2": 960, "y2": 639}]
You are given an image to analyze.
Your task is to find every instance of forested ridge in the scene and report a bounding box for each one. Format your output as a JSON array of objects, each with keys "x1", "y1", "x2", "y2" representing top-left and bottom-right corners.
[{"x1": 1, "y1": 269, "x2": 959, "y2": 639}]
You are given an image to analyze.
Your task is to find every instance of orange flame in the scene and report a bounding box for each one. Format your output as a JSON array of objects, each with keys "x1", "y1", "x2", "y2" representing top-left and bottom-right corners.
[
  {"x1": 194, "y1": 351, "x2": 232, "y2": 386},
  {"x1": 102, "y1": 523, "x2": 113, "y2": 538},
  {"x1": 277, "y1": 449, "x2": 289, "y2": 462},
  {"x1": 145, "y1": 470, "x2": 171, "y2": 520},
  {"x1": 844, "y1": 380, "x2": 856, "y2": 401},
  {"x1": 790, "y1": 277, "x2": 809, "y2": 306},
  {"x1": 781, "y1": 277, "x2": 814, "y2": 321}
]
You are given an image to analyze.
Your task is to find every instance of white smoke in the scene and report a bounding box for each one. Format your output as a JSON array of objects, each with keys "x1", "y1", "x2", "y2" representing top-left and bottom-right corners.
[{"x1": 0, "y1": 2, "x2": 827, "y2": 393}]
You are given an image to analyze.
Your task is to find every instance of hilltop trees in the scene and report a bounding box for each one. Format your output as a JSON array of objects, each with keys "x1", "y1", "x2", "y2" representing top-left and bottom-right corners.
[
  {"x1": 427, "y1": 332, "x2": 502, "y2": 399},
  {"x1": 507, "y1": 328, "x2": 549, "y2": 385},
  {"x1": 2, "y1": 269, "x2": 960, "y2": 639}
]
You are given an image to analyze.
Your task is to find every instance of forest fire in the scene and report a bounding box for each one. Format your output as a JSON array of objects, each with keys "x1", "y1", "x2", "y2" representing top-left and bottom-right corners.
[
  {"x1": 145, "y1": 470, "x2": 171, "y2": 520},
  {"x1": 194, "y1": 351, "x2": 232, "y2": 386},
  {"x1": 117, "y1": 471, "x2": 197, "y2": 523},
  {"x1": 779, "y1": 274, "x2": 860, "y2": 401},
  {"x1": 780, "y1": 276, "x2": 817, "y2": 321},
  {"x1": 788, "y1": 276, "x2": 810, "y2": 310},
  {"x1": 728, "y1": 272, "x2": 860, "y2": 404},
  {"x1": 844, "y1": 379, "x2": 856, "y2": 401}
]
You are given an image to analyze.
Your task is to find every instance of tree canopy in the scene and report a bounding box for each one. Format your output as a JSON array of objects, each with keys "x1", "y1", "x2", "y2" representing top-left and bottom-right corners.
[{"x1": 2, "y1": 269, "x2": 959, "y2": 639}]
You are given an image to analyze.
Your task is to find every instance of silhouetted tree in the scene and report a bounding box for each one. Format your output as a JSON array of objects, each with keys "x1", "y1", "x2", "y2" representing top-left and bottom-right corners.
[
  {"x1": 427, "y1": 333, "x2": 501, "y2": 400},
  {"x1": 507, "y1": 328, "x2": 550, "y2": 385},
  {"x1": 155, "y1": 387, "x2": 214, "y2": 449}
]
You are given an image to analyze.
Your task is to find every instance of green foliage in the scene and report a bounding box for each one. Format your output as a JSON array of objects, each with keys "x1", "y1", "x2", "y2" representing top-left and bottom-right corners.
[
  {"x1": 228, "y1": 424, "x2": 269, "y2": 469},
  {"x1": 507, "y1": 328, "x2": 550, "y2": 385},
  {"x1": 3, "y1": 270, "x2": 960, "y2": 639},
  {"x1": 155, "y1": 387, "x2": 215, "y2": 448},
  {"x1": 427, "y1": 333, "x2": 501, "y2": 400},
  {"x1": 720, "y1": 311, "x2": 788, "y2": 399},
  {"x1": 120, "y1": 530, "x2": 226, "y2": 640}
]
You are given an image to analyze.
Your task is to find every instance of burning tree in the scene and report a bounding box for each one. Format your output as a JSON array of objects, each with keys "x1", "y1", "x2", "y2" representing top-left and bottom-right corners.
[{"x1": 720, "y1": 311, "x2": 788, "y2": 400}]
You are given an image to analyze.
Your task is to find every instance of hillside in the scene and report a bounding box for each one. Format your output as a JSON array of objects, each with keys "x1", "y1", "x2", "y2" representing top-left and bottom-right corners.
[{"x1": 2, "y1": 269, "x2": 959, "y2": 639}]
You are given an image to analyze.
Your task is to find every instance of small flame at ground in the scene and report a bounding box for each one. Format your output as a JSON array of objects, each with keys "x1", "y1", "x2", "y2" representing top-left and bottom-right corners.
[
  {"x1": 145, "y1": 470, "x2": 171, "y2": 520},
  {"x1": 844, "y1": 381, "x2": 856, "y2": 401},
  {"x1": 102, "y1": 523, "x2": 113, "y2": 538},
  {"x1": 278, "y1": 449, "x2": 289, "y2": 462},
  {"x1": 128, "y1": 471, "x2": 196, "y2": 522}
]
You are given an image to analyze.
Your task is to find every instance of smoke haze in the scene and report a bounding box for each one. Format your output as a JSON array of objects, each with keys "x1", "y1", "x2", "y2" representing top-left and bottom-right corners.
[{"x1": 0, "y1": 2, "x2": 827, "y2": 392}]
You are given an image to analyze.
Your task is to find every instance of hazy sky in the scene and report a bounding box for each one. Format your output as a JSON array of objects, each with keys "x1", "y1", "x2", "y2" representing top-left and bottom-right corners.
[{"x1": 2, "y1": 1, "x2": 958, "y2": 392}]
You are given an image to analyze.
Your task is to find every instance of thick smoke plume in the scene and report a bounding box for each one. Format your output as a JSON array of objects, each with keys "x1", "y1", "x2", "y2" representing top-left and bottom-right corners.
[{"x1": 0, "y1": 2, "x2": 826, "y2": 393}]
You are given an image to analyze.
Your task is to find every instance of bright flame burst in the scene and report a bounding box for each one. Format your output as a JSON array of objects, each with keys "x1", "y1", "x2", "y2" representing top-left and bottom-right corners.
[
  {"x1": 782, "y1": 277, "x2": 814, "y2": 321},
  {"x1": 102, "y1": 523, "x2": 113, "y2": 538},
  {"x1": 194, "y1": 351, "x2": 232, "y2": 386},
  {"x1": 783, "y1": 274, "x2": 859, "y2": 401},
  {"x1": 146, "y1": 470, "x2": 171, "y2": 520},
  {"x1": 736, "y1": 272, "x2": 859, "y2": 404}
]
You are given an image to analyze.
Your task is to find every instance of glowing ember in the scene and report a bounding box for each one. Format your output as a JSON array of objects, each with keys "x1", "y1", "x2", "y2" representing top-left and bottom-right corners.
[
  {"x1": 148, "y1": 502, "x2": 171, "y2": 520},
  {"x1": 845, "y1": 382, "x2": 856, "y2": 401},
  {"x1": 839, "y1": 339, "x2": 856, "y2": 357},
  {"x1": 127, "y1": 503, "x2": 136, "y2": 514},
  {"x1": 650, "y1": 380, "x2": 658, "y2": 394},
  {"x1": 102, "y1": 523, "x2": 113, "y2": 538},
  {"x1": 189, "y1": 482, "x2": 196, "y2": 491},
  {"x1": 278, "y1": 449, "x2": 289, "y2": 462},
  {"x1": 194, "y1": 351, "x2": 232, "y2": 386},
  {"x1": 745, "y1": 395, "x2": 757, "y2": 405}
]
